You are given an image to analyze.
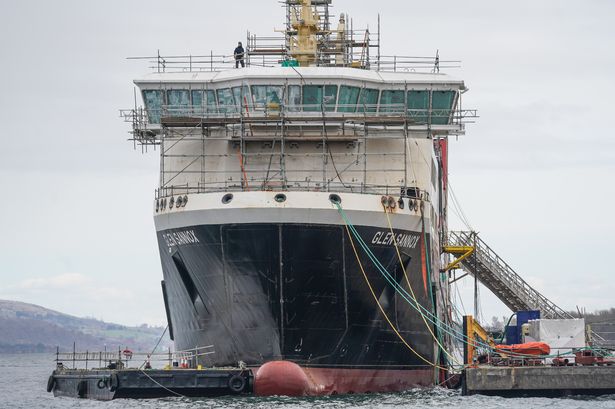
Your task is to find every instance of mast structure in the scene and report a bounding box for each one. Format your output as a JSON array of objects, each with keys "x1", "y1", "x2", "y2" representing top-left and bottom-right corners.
[{"x1": 247, "y1": 0, "x2": 379, "y2": 68}]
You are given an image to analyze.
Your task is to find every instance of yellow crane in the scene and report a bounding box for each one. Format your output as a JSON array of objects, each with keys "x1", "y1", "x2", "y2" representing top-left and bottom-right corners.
[{"x1": 463, "y1": 315, "x2": 495, "y2": 366}]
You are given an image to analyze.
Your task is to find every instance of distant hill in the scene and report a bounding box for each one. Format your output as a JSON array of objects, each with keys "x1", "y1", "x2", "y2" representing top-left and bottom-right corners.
[{"x1": 0, "y1": 300, "x2": 171, "y2": 353}]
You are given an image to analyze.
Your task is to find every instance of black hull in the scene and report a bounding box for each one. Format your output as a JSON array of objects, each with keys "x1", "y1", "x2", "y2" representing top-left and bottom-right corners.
[{"x1": 157, "y1": 222, "x2": 437, "y2": 374}]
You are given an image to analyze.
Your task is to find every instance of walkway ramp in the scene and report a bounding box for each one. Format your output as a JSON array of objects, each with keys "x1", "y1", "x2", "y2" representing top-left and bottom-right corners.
[{"x1": 446, "y1": 231, "x2": 573, "y2": 320}]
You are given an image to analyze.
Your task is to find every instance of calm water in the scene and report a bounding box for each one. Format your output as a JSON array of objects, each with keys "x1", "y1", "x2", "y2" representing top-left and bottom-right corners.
[{"x1": 2, "y1": 354, "x2": 614, "y2": 409}]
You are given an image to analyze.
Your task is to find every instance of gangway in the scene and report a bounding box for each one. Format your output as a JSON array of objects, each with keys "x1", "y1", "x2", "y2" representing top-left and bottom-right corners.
[{"x1": 445, "y1": 231, "x2": 573, "y2": 320}]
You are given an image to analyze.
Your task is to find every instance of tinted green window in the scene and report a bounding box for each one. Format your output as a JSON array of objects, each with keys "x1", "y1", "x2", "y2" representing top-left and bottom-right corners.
[
  {"x1": 380, "y1": 90, "x2": 405, "y2": 113},
  {"x1": 217, "y1": 88, "x2": 235, "y2": 113},
  {"x1": 302, "y1": 85, "x2": 338, "y2": 111},
  {"x1": 324, "y1": 85, "x2": 338, "y2": 112},
  {"x1": 251, "y1": 86, "x2": 267, "y2": 107},
  {"x1": 431, "y1": 90, "x2": 456, "y2": 125},
  {"x1": 338, "y1": 86, "x2": 360, "y2": 112},
  {"x1": 358, "y1": 88, "x2": 379, "y2": 113},
  {"x1": 191, "y1": 90, "x2": 203, "y2": 107},
  {"x1": 205, "y1": 90, "x2": 217, "y2": 112},
  {"x1": 167, "y1": 90, "x2": 190, "y2": 116},
  {"x1": 288, "y1": 85, "x2": 301, "y2": 111},
  {"x1": 232, "y1": 86, "x2": 251, "y2": 111},
  {"x1": 142, "y1": 90, "x2": 163, "y2": 124},
  {"x1": 251, "y1": 85, "x2": 284, "y2": 109},
  {"x1": 303, "y1": 85, "x2": 322, "y2": 111},
  {"x1": 407, "y1": 90, "x2": 429, "y2": 123},
  {"x1": 192, "y1": 90, "x2": 217, "y2": 114}
]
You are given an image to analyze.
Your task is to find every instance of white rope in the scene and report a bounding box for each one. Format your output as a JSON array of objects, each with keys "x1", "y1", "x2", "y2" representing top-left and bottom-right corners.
[{"x1": 139, "y1": 369, "x2": 187, "y2": 398}]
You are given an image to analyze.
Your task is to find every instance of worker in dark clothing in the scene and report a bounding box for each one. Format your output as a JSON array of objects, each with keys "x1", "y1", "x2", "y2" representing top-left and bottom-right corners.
[{"x1": 234, "y1": 42, "x2": 245, "y2": 68}]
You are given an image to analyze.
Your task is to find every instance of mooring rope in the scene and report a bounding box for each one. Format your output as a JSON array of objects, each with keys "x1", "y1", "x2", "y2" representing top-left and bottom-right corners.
[
  {"x1": 335, "y1": 202, "x2": 578, "y2": 360},
  {"x1": 138, "y1": 369, "x2": 187, "y2": 398},
  {"x1": 342, "y1": 221, "x2": 447, "y2": 370},
  {"x1": 382, "y1": 204, "x2": 462, "y2": 366}
]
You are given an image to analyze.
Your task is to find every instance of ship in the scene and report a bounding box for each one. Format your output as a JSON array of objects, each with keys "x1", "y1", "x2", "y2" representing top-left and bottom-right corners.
[{"x1": 123, "y1": 0, "x2": 475, "y2": 396}]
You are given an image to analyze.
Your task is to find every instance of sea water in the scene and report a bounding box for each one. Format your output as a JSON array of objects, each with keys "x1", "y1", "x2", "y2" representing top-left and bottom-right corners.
[{"x1": 2, "y1": 354, "x2": 614, "y2": 409}]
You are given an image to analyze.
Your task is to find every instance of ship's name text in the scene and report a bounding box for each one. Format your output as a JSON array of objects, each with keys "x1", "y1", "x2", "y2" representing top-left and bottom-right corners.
[
  {"x1": 371, "y1": 231, "x2": 420, "y2": 249},
  {"x1": 162, "y1": 230, "x2": 200, "y2": 247}
]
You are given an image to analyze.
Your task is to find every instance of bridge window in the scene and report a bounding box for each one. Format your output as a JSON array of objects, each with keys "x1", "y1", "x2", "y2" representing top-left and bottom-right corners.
[
  {"x1": 380, "y1": 90, "x2": 405, "y2": 113},
  {"x1": 192, "y1": 90, "x2": 217, "y2": 114},
  {"x1": 251, "y1": 85, "x2": 284, "y2": 110},
  {"x1": 232, "y1": 86, "x2": 251, "y2": 111},
  {"x1": 303, "y1": 85, "x2": 338, "y2": 112},
  {"x1": 288, "y1": 85, "x2": 301, "y2": 111},
  {"x1": 431, "y1": 90, "x2": 456, "y2": 125},
  {"x1": 407, "y1": 90, "x2": 429, "y2": 123},
  {"x1": 338, "y1": 86, "x2": 361, "y2": 112},
  {"x1": 142, "y1": 90, "x2": 163, "y2": 124},
  {"x1": 217, "y1": 88, "x2": 235, "y2": 113},
  {"x1": 358, "y1": 88, "x2": 379, "y2": 113},
  {"x1": 167, "y1": 90, "x2": 190, "y2": 116}
]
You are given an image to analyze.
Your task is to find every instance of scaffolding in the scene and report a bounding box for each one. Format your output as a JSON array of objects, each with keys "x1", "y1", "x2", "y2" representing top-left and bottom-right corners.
[
  {"x1": 128, "y1": 1, "x2": 460, "y2": 73},
  {"x1": 121, "y1": 99, "x2": 477, "y2": 200}
]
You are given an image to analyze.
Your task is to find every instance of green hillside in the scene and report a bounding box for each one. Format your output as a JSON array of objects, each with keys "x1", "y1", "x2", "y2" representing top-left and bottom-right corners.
[{"x1": 0, "y1": 300, "x2": 171, "y2": 353}]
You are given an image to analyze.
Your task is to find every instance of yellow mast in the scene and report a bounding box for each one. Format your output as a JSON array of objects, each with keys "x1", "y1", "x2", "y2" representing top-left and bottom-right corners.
[{"x1": 289, "y1": 0, "x2": 319, "y2": 67}]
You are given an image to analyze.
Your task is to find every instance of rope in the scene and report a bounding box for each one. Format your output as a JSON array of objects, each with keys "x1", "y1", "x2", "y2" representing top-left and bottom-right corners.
[
  {"x1": 139, "y1": 369, "x2": 187, "y2": 398},
  {"x1": 342, "y1": 221, "x2": 447, "y2": 371},
  {"x1": 139, "y1": 325, "x2": 168, "y2": 370},
  {"x1": 382, "y1": 205, "x2": 462, "y2": 366},
  {"x1": 335, "y1": 203, "x2": 576, "y2": 360},
  {"x1": 336, "y1": 204, "x2": 478, "y2": 349}
]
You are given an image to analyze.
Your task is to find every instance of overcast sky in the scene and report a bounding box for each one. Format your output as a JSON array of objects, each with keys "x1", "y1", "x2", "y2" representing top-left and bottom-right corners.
[{"x1": 0, "y1": 0, "x2": 613, "y2": 326}]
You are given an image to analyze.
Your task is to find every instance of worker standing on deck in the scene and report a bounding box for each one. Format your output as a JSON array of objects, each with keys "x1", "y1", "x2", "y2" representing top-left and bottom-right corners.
[{"x1": 234, "y1": 42, "x2": 245, "y2": 68}]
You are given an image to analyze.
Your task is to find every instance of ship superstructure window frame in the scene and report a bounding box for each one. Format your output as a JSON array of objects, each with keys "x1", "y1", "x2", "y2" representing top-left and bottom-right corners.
[
  {"x1": 232, "y1": 85, "x2": 252, "y2": 111},
  {"x1": 142, "y1": 89, "x2": 164, "y2": 124},
  {"x1": 251, "y1": 85, "x2": 285, "y2": 110},
  {"x1": 431, "y1": 90, "x2": 456, "y2": 125},
  {"x1": 166, "y1": 89, "x2": 191, "y2": 116},
  {"x1": 358, "y1": 88, "x2": 379, "y2": 113},
  {"x1": 379, "y1": 89, "x2": 405, "y2": 113},
  {"x1": 407, "y1": 90, "x2": 430, "y2": 123},
  {"x1": 141, "y1": 81, "x2": 459, "y2": 121},
  {"x1": 216, "y1": 88, "x2": 236, "y2": 113},
  {"x1": 191, "y1": 89, "x2": 217, "y2": 114},
  {"x1": 287, "y1": 85, "x2": 302, "y2": 111},
  {"x1": 302, "y1": 85, "x2": 338, "y2": 112},
  {"x1": 338, "y1": 85, "x2": 361, "y2": 113}
]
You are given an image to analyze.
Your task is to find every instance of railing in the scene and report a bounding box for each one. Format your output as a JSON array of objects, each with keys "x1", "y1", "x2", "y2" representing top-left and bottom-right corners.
[
  {"x1": 448, "y1": 231, "x2": 573, "y2": 319},
  {"x1": 120, "y1": 103, "x2": 477, "y2": 134},
  {"x1": 128, "y1": 52, "x2": 460, "y2": 73},
  {"x1": 54, "y1": 345, "x2": 215, "y2": 370},
  {"x1": 154, "y1": 182, "x2": 430, "y2": 201}
]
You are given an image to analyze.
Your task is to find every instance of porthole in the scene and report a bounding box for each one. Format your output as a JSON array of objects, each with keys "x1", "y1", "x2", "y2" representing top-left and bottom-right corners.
[
  {"x1": 274, "y1": 193, "x2": 287, "y2": 203},
  {"x1": 176, "y1": 196, "x2": 183, "y2": 207},
  {"x1": 222, "y1": 193, "x2": 234, "y2": 204},
  {"x1": 329, "y1": 194, "x2": 342, "y2": 205},
  {"x1": 182, "y1": 195, "x2": 188, "y2": 207},
  {"x1": 169, "y1": 197, "x2": 175, "y2": 209},
  {"x1": 162, "y1": 198, "x2": 167, "y2": 209}
]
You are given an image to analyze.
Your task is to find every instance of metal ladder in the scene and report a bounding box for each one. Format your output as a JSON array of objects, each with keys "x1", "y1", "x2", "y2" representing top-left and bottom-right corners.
[{"x1": 446, "y1": 231, "x2": 573, "y2": 320}]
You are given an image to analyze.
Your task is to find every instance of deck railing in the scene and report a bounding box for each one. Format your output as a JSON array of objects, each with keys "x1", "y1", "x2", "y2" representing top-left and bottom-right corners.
[
  {"x1": 128, "y1": 52, "x2": 460, "y2": 73},
  {"x1": 54, "y1": 345, "x2": 215, "y2": 370}
]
